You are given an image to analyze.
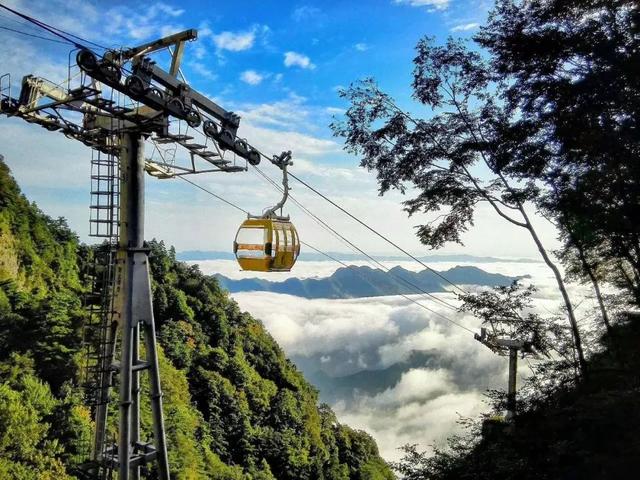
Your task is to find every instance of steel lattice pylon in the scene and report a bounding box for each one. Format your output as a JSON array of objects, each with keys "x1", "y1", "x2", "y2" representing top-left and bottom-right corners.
[{"x1": 0, "y1": 7, "x2": 297, "y2": 473}]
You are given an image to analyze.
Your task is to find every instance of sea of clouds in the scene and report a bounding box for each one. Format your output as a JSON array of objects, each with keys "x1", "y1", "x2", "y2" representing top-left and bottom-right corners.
[{"x1": 192, "y1": 258, "x2": 600, "y2": 461}]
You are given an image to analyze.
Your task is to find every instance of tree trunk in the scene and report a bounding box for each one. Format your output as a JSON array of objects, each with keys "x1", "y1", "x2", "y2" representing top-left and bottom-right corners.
[
  {"x1": 519, "y1": 208, "x2": 588, "y2": 375},
  {"x1": 579, "y1": 252, "x2": 612, "y2": 334},
  {"x1": 620, "y1": 262, "x2": 640, "y2": 304},
  {"x1": 617, "y1": 262, "x2": 637, "y2": 295},
  {"x1": 564, "y1": 224, "x2": 612, "y2": 335}
]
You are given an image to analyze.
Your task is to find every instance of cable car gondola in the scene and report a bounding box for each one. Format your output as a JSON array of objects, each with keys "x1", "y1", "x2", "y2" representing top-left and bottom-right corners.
[{"x1": 234, "y1": 151, "x2": 300, "y2": 272}]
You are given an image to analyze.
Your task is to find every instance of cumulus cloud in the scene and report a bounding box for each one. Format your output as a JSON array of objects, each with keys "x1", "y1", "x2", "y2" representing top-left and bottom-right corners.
[
  {"x1": 284, "y1": 51, "x2": 316, "y2": 69},
  {"x1": 337, "y1": 390, "x2": 486, "y2": 460},
  {"x1": 240, "y1": 70, "x2": 265, "y2": 85},
  {"x1": 212, "y1": 25, "x2": 270, "y2": 53},
  {"x1": 230, "y1": 287, "x2": 497, "y2": 460},
  {"x1": 234, "y1": 93, "x2": 311, "y2": 129},
  {"x1": 394, "y1": 0, "x2": 451, "y2": 11},
  {"x1": 5, "y1": 0, "x2": 100, "y2": 42},
  {"x1": 231, "y1": 289, "x2": 490, "y2": 375},
  {"x1": 354, "y1": 42, "x2": 369, "y2": 51},
  {"x1": 451, "y1": 22, "x2": 480, "y2": 32},
  {"x1": 370, "y1": 368, "x2": 453, "y2": 406}
]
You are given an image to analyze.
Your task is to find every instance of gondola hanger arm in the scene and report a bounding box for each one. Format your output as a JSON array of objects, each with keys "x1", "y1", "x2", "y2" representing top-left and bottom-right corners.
[{"x1": 262, "y1": 151, "x2": 293, "y2": 218}]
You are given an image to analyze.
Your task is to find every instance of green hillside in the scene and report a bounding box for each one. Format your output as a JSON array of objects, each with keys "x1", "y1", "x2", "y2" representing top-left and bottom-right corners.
[{"x1": 0, "y1": 158, "x2": 394, "y2": 479}]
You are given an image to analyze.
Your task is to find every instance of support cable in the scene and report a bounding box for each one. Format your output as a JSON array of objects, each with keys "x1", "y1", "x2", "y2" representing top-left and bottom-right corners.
[
  {"x1": 176, "y1": 175, "x2": 249, "y2": 215},
  {"x1": 171, "y1": 173, "x2": 475, "y2": 335},
  {"x1": 0, "y1": 3, "x2": 107, "y2": 50},
  {"x1": 0, "y1": 24, "x2": 70, "y2": 44},
  {"x1": 287, "y1": 170, "x2": 470, "y2": 295},
  {"x1": 250, "y1": 164, "x2": 461, "y2": 312}
]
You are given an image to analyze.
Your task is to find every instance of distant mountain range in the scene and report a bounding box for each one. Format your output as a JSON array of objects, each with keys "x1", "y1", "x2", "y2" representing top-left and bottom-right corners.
[
  {"x1": 301, "y1": 348, "x2": 504, "y2": 405},
  {"x1": 303, "y1": 350, "x2": 440, "y2": 404},
  {"x1": 178, "y1": 250, "x2": 540, "y2": 263},
  {"x1": 214, "y1": 265, "x2": 520, "y2": 299}
]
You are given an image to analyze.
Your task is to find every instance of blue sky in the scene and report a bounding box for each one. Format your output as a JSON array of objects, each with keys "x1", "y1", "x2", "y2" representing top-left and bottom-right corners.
[
  {"x1": 94, "y1": 0, "x2": 489, "y2": 111},
  {"x1": 0, "y1": 0, "x2": 558, "y2": 258}
]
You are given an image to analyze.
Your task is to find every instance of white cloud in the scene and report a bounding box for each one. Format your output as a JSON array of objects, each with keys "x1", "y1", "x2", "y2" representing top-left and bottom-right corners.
[
  {"x1": 232, "y1": 92, "x2": 348, "y2": 145},
  {"x1": 240, "y1": 122, "x2": 340, "y2": 156},
  {"x1": 451, "y1": 22, "x2": 480, "y2": 32},
  {"x1": 284, "y1": 51, "x2": 316, "y2": 70},
  {"x1": 213, "y1": 29, "x2": 256, "y2": 51},
  {"x1": 394, "y1": 0, "x2": 451, "y2": 11},
  {"x1": 336, "y1": 390, "x2": 486, "y2": 460},
  {"x1": 155, "y1": 3, "x2": 185, "y2": 17},
  {"x1": 370, "y1": 369, "x2": 453, "y2": 406},
  {"x1": 354, "y1": 42, "x2": 369, "y2": 51},
  {"x1": 226, "y1": 285, "x2": 501, "y2": 461},
  {"x1": 6, "y1": 0, "x2": 100, "y2": 42},
  {"x1": 325, "y1": 106, "x2": 345, "y2": 115},
  {"x1": 192, "y1": 44, "x2": 207, "y2": 60},
  {"x1": 198, "y1": 21, "x2": 213, "y2": 38},
  {"x1": 219, "y1": 259, "x2": 595, "y2": 461},
  {"x1": 240, "y1": 70, "x2": 265, "y2": 85},
  {"x1": 188, "y1": 61, "x2": 217, "y2": 81},
  {"x1": 104, "y1": 2, "x2": 187, "y2": 41},
  {"x1": 235, "y1": 93, "x2": 310, "y2": 129},
  {"x1": 292, "y1": 5, "x2": 323, "y2": 22},
  {"x1": 160, "y1": 24, "x2": 186, "y2": 38}
]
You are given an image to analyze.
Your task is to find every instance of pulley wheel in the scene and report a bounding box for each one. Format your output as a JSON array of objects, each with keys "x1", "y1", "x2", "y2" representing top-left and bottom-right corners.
[
  {"x1": 186, "y1": 109, "x2": 202, "y2": 128},
  {"x1": 203, "y1": 120, "x2": 218, "y2": 138},
  {"x1": 100, "y1": 62, "x2": 122, "y2": 84},
  {"x1": 147, "y1": 87, "x2": 164, "y2": 101},
  {"x1": 76, "y1": 49, "x2": 98, "y2": 72},
  {"x1": 125, "y1": 75, "x2": 145, "y2": 97},
  {"x1": 247, "y1": 149, "x2": 261, "y2": 166},
  {"x1": 168, "y1": 97, "x2": 186, "y2": 116},
  {"x1": 218, "y1": 129, "x2": 235, "y2": 150}
]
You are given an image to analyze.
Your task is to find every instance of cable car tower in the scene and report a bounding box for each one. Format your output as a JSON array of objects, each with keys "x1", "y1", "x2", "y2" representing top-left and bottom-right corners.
[
  {"x1": 0, "y1": 9, "x2": 297, "y2": 478},
  {"x1": 475, "y1": 326, "x2": 544, "y2": 421}
]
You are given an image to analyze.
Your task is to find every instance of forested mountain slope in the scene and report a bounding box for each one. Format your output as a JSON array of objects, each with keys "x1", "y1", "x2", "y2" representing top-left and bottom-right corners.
[{"x1": 0, "y1": 159, "x2": 394, "y2": 479}]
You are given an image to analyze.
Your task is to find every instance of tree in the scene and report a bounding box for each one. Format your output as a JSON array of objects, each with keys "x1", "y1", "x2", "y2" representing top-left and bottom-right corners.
[
  {"x1": 541, "y1": 179, "x2": 613, "y2": 334},
  {"x1": 476, "y1": 0, "x2": 640, "y2": 306},
  {"x1": 331, "y1": 38, "x2": 587, "y2": 373},
  {"x1": 0, "y1": 354, "x2": 74, "y2": 479}
]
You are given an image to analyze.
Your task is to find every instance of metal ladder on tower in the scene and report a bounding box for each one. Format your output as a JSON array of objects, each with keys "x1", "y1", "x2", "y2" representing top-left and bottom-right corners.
[
  {"x1": 79, "y1": 146, "x2": 121, "y2": 479},
  {"x1": 90, "y1": 146, "x2": 120, "y2": 238}
]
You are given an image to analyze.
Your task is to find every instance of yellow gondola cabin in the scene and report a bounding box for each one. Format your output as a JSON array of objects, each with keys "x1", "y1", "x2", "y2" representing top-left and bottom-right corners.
[
  {"x1": 234, "y1": 150, "x2": 299, "y2": 272},
  {"x1": 234, "y1": 217, "x2": 300, "y2": 272}
]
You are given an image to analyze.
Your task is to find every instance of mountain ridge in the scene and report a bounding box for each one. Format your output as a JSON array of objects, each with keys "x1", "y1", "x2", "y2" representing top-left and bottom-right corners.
[{"x1": 215, "y1": 265, "x2": 520, "y2": 299}]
